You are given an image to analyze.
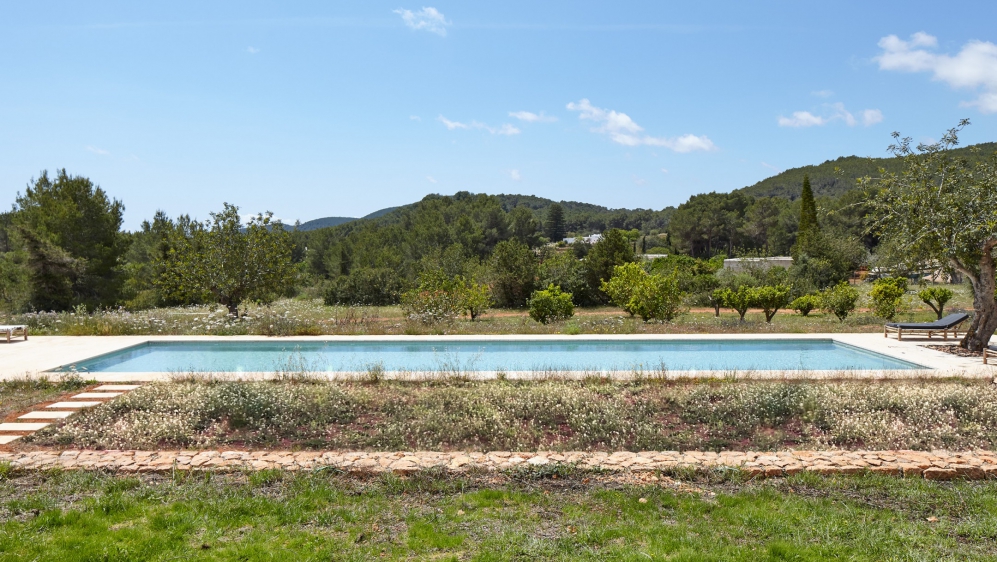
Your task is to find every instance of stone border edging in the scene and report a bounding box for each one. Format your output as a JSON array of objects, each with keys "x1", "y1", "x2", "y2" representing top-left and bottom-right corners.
[{"x1": 2, "y1": 449, "x2": 996, "y2": 481}]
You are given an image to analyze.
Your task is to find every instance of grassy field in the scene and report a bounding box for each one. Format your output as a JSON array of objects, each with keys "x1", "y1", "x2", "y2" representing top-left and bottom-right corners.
[
  {"x1": 1, "y1": 282, "x2": 974, "y2": 337},
  {"x1": 0, "y1": 468, "x2": 995, "y2": 560},
  {"x1": 21, "y1": 379, "x2": 997, "y2": 452}
]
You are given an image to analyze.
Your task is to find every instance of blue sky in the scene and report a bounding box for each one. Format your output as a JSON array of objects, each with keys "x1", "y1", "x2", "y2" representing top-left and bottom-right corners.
[{"x1": 2, "y1": 1, "x2": 996, "y2": 229}]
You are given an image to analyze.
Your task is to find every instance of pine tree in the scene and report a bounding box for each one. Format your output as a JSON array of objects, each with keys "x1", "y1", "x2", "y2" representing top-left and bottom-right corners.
[
  {"x1": 544, "y1": 203, "x2": 566, "y2": 242},
  {"x1": 799, "y1": 174, "x2": 818, "y2": 235}
]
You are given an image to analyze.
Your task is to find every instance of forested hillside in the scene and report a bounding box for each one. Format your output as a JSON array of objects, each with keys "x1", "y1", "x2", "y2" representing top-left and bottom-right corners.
[{"x1": 736, "y1": 142, "x2": 997, "y2": 199}]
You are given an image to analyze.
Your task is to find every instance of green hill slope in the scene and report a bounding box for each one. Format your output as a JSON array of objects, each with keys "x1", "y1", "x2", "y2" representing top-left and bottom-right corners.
[{"x1": 736, "y1": 142, "x2": 997, "y2": 200}]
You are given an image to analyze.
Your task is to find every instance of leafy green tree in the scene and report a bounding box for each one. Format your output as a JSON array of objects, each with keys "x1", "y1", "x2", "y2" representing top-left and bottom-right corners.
[
  {"x1": 528, "y1": 284, "x2": 574, "y2": 324},
  {"x1": 629, "y1": 272, "x2": 685, "y2": 322},
  {"x1": 508, "y1": 206, "x2": 541, "y2": 247},
  {"x1": 324, "y1": 267, "x2": 403, "y2": 306},
  {"x1": 544, "y1": 203, "x2": 566, "y2": 242},
  {"x1": 789, "y1": 294, "x2": 820, "y2": 317},
  {"x1": 584, "y1": 229, "x2": 636, "y2": 301},
  {"x1": 918, "y1": 287, "x2": 954, "y2": 320},
  {"x1": 157, "y1": 204, "x2": 295, "y2": 316},
  {"x1": 460, "y1": 279, "x2": 492, "y2": 320},
  {"x1": 820, "y1": 282, "x2": 859, "y2": 322},
  {"x1": 12, "y1": 170, "x2": 128, "y2": 310},
  {"x1": 489, "y1": 239, "x2": 537, "y2": 307},
  {"x1": 537, "y1": 249, "x2": 592, "y2": 305},
  {"x1": 869, "y1": 120, "x2": 997, "y2": 350},
  {"x1": 600, "y1": 262, "x2": 648, "y2": 315},
  {"x1": 869, "y1": 277, "x2": 909, "y2": 320},
  {"x1": 790, "y1": 231, "x2": 866, "y2": 292},
  {"x1": 0, "y1": 252, "x2": 30, "y2": 314},
  {"x1": 120, "y1": 211, "x2": 172, "y2": 310},
  {"x1": 717, "y1": 285, "x2": 753, "y2": 321},
  {"x1": 798, "y1": 174, "x2": 818, "y2": 236},
  {"x1": 749, "y1": 285, "x2": 792, "y2": 323}
]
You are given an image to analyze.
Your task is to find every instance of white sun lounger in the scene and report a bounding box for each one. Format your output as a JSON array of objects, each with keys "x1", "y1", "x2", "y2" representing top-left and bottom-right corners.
[{"x1": 0, "y1": 325, "x2": 28, "y2": 343}]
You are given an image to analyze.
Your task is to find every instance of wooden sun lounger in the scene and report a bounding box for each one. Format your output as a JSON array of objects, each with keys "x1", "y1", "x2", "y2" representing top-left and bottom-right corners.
[
  {"x1": 0, "y1": 325, "x2": 28, "y2": 343},
  {"x1": 884, "y1": 313, "x2": 970, "y2": 341}
]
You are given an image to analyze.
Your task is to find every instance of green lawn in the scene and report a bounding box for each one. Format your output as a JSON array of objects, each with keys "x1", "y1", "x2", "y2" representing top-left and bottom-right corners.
[{"x1": 0, "y1": 469, "x2": 995, "y2": 560}]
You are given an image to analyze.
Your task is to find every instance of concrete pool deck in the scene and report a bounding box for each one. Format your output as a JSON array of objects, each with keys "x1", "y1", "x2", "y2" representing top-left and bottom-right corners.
[
  {"x1": 1, "y1": 333, "x2": 993, "y2": 381},
  {"x1": 0, "y1": 333, "x2": 997, "y2": 382}
]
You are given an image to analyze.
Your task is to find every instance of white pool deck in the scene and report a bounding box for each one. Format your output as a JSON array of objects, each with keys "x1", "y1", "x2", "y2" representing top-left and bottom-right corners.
[{"x1": 1, "y1": 334, "x2": 994, "y2": 381}]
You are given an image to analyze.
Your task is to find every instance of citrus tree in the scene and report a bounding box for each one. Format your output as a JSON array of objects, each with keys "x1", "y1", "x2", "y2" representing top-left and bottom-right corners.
[{"x1": 870, "y1": 120, "x2": 997, "y2": 350}]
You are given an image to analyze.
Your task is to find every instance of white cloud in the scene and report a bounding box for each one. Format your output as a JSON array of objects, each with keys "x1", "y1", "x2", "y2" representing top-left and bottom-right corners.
[
  {"x1": 437, "y1": 115, "x2": 519, "y2": 135},
  {"x1": 246, "y1": 46, "x2": 260, "y2": 54},
  {"x1": 426, "y1": 176, "x2": 438, "y2": 184},
  {"x1": 508, "y1": 110, "x2": 557, "y2": 123},
  {"x1": 660, "y1": 168, "x2": 668, "y2": 174},
  {"x1": 495, "y1": 123, "x2": 521, "y2": 135},
  {"x1": 761, "y1": 161, "x2": 782, "y2": 173},
  {"x1": 875, "y1": 32, "x2": 997, "y2": 113},
  {"x1": 86, "y1": 145, "x2": 110, "y2": 156},
  {"x1": 510, "y1": 169, "x2": 522, "y2": 181},
  {"x1": 394, "y1": 7, "x2": 450, "y2": 37},
  {"x1": 409, "y1": 115, "x2": 421, "y2": 121},
  {"x1": 862, "y1": 108, "x2": 884, "y2": 126},
  {"x1": 565, "y1": 98, "x2": 716, "y2": 153},
  {"x1": 632, "y1": 175, "x2": 647, "y2": 186},
  {"x1": 437, "y1": 115, "x2": 469, "y2": 130},
  {"x1": 777, "y1": 111, "x2": 826, "y2": 128},
  {"x1": 811, "y1": 89, "x2": 834, "y2": 98},
  {"x1": 777, "y1": 103, "x2": 882, "y2": 127}
]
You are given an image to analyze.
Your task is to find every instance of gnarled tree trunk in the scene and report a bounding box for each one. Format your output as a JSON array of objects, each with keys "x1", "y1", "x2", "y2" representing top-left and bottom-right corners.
[{"x1": 958, "y1": 246, "x2": 997, "y2": 351}]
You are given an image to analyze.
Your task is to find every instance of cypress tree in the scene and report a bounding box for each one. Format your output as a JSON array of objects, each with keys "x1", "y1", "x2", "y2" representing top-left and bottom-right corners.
[
  {"x1": 799, "y1": 174, "x2": 818, "y2": 235},
  {"x1": 544, "y1": 203, "x2": 566, "y2": 242}
]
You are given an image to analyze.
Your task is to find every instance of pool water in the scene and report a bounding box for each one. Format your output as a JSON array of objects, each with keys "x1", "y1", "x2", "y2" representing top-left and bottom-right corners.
[{"x1": 60, "y1": 339, "x2": 924, "y2": 373}]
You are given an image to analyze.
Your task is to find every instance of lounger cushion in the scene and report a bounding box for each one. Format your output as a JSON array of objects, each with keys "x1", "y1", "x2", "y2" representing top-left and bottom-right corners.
[{"x1": 886, "y1": 313, "x2": 969, "y2": 330}]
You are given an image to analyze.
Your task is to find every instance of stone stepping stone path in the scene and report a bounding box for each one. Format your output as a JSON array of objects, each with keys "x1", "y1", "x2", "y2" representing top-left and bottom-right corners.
[
  {"x1": 0, "y1": 449, "x2": 994, "y2": 481},
  {"x1": 0, "y1": 384, "x2": 142, "y2": 446}
]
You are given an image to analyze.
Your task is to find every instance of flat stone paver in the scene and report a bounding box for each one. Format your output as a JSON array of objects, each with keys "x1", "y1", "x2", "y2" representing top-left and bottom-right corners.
[
  {"x1": 0, "y1": 449, "x2": 994, "y2": 480},
  {"x1": 18, "y1": 411, "x2": 73, "y2": 419},
  {"x1": 0, "y1": 436, "x2": 20, "y2": 444},
  {"x1": 0, "y1": 423, "x2": 50, "y2": 431},
  {"x1": 93, "y1": 385, "x2": 141, "y2": 391},
  {"x1": 71, "y1": 392, "x2": 122, "y2": 399},
  {"x1": 46, "y1": 401, "x2": 101, "y2": 408}
]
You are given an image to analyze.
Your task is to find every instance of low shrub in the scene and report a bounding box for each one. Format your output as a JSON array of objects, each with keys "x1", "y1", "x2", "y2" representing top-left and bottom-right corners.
[
  {"x1": 869, "y1": 277, "x2": 909, "y2": 320},
  {"x1": 748, "y1": 285, "x2": 792, "y2": 323},
  {"x1": 528, "y1": 284, "x2": 574, "y2": 324},
  {"x1": 716, "y1": 286, "x2": 753, "y2": 321},
  {"x1": 820, "y1": 282, "x2": 859, "y2": 322},
  {"x1": 789, "y1": 294, "x2": 820, "y2": 317},
  {"x1": 628, "y1": 273, "x2": 685, "y2": 322}
]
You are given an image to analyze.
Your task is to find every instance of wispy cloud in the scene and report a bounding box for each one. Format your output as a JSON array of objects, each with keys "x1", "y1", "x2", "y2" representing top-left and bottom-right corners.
[
  {"x1": 510, "y1": 169, "x2": 522, "y2": 181},
  {"x1": 426, "y1": 176, "x2": 438, "y2": 184},
  {"x1": 409, "y1": 115, "x2": 422, "y2": 121},
  {"x1": 761, "y1": 161, "x2": 782, "y2": 173},
  {"x1": 565, "y1": 99, "x2": 715, "y2": 153},
  {"x1": 811, "y1": 89, "x2": 834, "y2": 98},
  {"x1": 246, "y1": 46, "x2": 260, "y2": 54},
  {"x1": 86, "y1": 145, "x2": 110, "y2": 156},
  {"x1": 437, "y1": 115, "x2": 520, "y2": 135},
  {"x1": 777, "y1": 102, "x2": 882, "y2": 128},
  {"x1": 660, "y1": 168, "x2": 668, "y2": 174},
  {"x1": 875, "y1": 32, "x2": 997, "y2": 113},
  {"x1": 862, "y1": 108, "x2": 884, "y2": 126},
  {"x1": 632, "y1": 175, "x2": 647, "y2": 186},
  {"x1": 509, "y1": 110, "x2": 557, "y2": 123},
  {"x1": 394, "y1": 7, "x2": 450, "y2": 36}
]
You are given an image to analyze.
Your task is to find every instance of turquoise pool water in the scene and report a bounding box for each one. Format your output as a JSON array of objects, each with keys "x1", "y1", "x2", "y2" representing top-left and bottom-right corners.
[{"x1": 60, "y1": 339, "x2": 924, "y2": 373}]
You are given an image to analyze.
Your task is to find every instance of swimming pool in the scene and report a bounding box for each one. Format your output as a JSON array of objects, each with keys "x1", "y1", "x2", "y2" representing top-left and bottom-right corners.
[{"x1": 58, "y1": 339, "x2": 925, "y2": 374}]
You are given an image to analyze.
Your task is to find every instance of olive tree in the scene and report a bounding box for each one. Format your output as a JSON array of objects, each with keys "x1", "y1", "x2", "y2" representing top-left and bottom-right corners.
[
  {"x1": 870, "y1": 120, "x2": 997, "y2": 350},
  {"x1": 157, "y1": 203, "x2": 295, "y2": 316}
]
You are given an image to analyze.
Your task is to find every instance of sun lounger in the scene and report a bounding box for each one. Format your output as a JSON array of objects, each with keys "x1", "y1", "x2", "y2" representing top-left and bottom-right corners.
[
  {"x1": 0, "y1": 325, "x2": 28, "y2": 343},
  {"x1": 884, "y1": 313, "x2": 969, "y2": 341}
]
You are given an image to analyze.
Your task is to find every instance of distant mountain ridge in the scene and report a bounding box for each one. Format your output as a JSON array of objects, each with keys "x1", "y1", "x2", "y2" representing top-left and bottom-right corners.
[
  {"x1": 735, "y1": 142, "x2": 997, "y2": 200},
  {"x1": 296, "y1": 141, "x2": 996, "y2": 230}
]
